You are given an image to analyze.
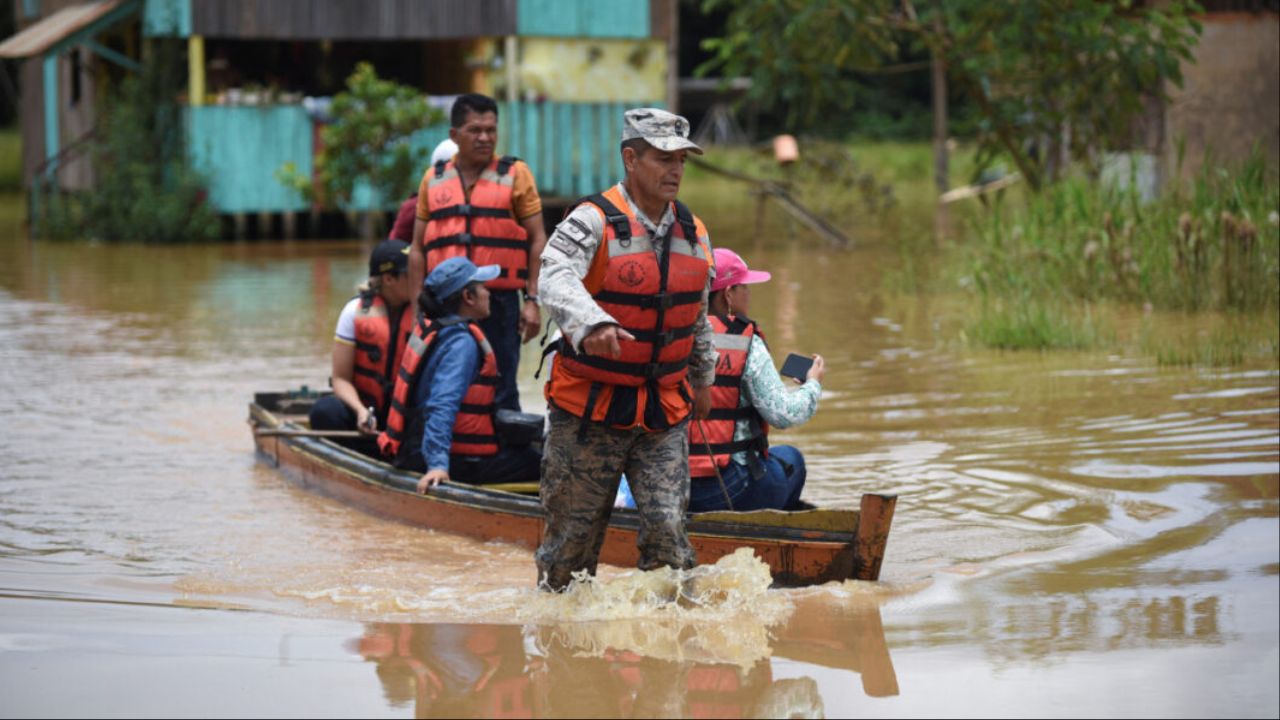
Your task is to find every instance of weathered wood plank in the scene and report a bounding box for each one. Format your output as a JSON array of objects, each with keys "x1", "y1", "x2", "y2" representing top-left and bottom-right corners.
[{"x1": 191, "y1": 0, "x2": 516, "y2": 39}]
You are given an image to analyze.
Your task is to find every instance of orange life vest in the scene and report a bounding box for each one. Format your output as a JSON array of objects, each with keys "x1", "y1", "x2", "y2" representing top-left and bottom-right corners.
[
  {"x1": 423, "y1": 155, "x2": 529, "y2": 291},
  {"x1": 351, "y1": 292, "x2": 415, "y2": 423},
  {"x1": 545, "y1": 186, "x2": 713, "y2": 431},
  {"x1": 688, "y1": 315, "x2": 770, "y2": 477},
  {"x1": 378, "y1": 315, "x2": 500, "y2": 463}
]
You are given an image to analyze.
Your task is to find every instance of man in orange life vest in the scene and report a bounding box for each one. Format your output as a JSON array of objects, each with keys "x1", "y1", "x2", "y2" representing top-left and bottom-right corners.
[
  {"x1": 378, "y1": 257, "x2": 541, "y2": 492},
  {"x1": 310, "y1": 239, "x2": 417, "y2": 448},
  {"x1": 408, "y1": 94, "x2": 547, "y2": 413},
  {"x1": 535, "y1": 108, "x2": 718, "y2": 591}
]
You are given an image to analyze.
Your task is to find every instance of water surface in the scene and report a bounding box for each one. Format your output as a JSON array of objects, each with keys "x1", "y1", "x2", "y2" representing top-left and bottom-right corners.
[{"x1": 1, "y1": 196, "x2": 1276, "y2": 717}]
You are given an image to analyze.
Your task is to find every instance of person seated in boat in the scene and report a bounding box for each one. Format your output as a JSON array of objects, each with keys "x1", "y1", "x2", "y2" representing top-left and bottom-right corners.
[
  {"x1": 687, "y1": 248, "x2": 825, "y2": 512},
  {"x1": 378, "y1": 257, "x2": 542, "y2": 492},
  {"x1": 310, "y1": 239, "x2": 417, "y2": 450}
]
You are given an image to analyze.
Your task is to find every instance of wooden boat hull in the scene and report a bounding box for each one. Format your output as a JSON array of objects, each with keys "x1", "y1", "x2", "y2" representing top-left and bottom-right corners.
[{"x1": 249, "y1": 393, "x2": 895, "y2": 586}]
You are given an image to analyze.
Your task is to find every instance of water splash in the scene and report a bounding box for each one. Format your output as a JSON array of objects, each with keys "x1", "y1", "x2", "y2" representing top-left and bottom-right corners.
[
  {"x1": 519, "y1": 548, "x2": 794, "y2": 670},
  {"x1": 519, "y1": 548, "x2": 789, "y2": 624}
]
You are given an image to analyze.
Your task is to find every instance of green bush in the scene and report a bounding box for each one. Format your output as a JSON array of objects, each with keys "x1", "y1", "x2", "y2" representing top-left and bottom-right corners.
[
  {"x1": 35, "y1": 41, "x2": 219, "y2": 242},
  {"x1": 277, "y1": 62, "x2": 443, "y2": 211}
]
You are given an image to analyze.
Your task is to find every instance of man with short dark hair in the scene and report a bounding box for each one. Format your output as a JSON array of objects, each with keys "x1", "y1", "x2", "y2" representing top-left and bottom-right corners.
[
  {"x1": 534, "y1": 108, "x2": 718, "y2": 591},
  {"x1": 408, "y1": 93, "x2": 547, "y2": 412}
]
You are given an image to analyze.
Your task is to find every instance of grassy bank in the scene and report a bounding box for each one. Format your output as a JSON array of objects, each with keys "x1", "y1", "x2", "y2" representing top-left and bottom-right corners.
[{"x1": 962, "y1": 152, "x2": 1279, "y2": 364}]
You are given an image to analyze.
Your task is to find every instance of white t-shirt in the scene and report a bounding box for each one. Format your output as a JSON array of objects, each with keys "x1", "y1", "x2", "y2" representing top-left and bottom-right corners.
[{"x1": 333, "y1": 297, "x2": 361, "y2": 345}]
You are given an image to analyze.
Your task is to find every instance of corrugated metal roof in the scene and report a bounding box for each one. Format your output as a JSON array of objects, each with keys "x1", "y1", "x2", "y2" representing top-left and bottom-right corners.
[{"x1": 0, "y1": 1, "x2": 124, "y2": 58}]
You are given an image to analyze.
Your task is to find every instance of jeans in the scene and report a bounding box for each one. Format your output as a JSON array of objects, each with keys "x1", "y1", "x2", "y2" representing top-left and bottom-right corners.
[
  {"x1": 479, "y1": 289, "x2": 522, "y2": 411},
  {"x1": 307, "y1": 394, "x2": 381, "y2": 456},
  {"x1": 687, "y1": 444, "x2": 807, "y2": 512},
  {"x1": 450, "y1": 445, "x2": 542, "y2": 485}
]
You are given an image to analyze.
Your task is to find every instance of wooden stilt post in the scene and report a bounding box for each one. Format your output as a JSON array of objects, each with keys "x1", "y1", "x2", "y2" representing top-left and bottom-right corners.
[{"x1": 852, "y1": 493, "x2": 897, "y2": 581}]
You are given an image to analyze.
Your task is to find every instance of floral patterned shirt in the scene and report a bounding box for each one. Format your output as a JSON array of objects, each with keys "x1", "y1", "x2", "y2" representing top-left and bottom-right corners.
[{"x1": 727, "y1": 334, "x2": 821, "y2": 465}]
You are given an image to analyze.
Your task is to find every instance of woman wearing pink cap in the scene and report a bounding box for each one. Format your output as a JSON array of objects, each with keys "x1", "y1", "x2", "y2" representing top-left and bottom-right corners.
[{"x1": 686, "y1": 248, "x2": 825, "y2": 512}]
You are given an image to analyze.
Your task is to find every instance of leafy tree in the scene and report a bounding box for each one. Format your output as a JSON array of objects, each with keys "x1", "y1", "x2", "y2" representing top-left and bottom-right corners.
[
  {"x1": 278, "y1": 62, "x2": 442, "y2": 211},
  {"x1": 699, "y1": 0, "x2": 1202, "y2": 191}
]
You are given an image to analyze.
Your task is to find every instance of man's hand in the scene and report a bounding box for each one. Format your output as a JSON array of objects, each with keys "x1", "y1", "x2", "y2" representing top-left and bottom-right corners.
[
  {"x1": 417, "y1": 469, "x2": 449, "y2": 493},
  {"x1": 582, "y1": 324, "x2": 635, "y2": 358},
  {"x1": 518, "y1": 300, "x2": 542, "y2": 344},
  {"x1": 693, "y1": 385, "x2": 712, "y2": 420}
]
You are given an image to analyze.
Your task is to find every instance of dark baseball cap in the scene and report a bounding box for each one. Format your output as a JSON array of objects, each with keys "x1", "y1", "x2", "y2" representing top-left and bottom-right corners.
[{"x1": 369, "y1": 239, "x2": 410, "y2": 276}]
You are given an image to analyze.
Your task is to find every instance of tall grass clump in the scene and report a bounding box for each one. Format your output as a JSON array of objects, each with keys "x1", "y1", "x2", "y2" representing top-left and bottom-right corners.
[
  {"x1": 35, "y1": 41, "x2": 219, "y2": 242},
  {"x1": 964, "y1": 151, "x2": 1279, "y2": 354}
]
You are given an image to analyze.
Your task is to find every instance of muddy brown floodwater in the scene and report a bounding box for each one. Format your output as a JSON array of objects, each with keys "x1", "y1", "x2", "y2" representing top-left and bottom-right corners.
[{"x1": 1, "y1": 195, "x2": 1276, "y2": 717}]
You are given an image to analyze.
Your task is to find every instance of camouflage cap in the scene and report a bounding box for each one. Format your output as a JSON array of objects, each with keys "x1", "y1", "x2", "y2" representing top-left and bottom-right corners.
[{"x1": 621, "y1": 108, "x2": 703, "y2": 155}]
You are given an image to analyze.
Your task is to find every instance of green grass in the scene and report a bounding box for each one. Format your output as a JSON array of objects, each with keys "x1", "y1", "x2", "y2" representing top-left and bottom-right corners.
[
  {"x1": 966, "y1": 297, "x2": 1107, "y2": 351},
  {"x1": 958, "y1": 151, "x2": 1279, "y2": 362},
  {"x1": 0, "y1": 127, "x2": 22, "y2": 193}
]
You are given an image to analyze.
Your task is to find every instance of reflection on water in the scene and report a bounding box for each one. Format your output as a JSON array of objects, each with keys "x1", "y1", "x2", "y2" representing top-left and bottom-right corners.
[
  {"x1": 0, "y1": 194, "x2": 1276, "y2": 716},
  {"x1": 352, "y1": 597, "x2": 896, "y2": 718}
]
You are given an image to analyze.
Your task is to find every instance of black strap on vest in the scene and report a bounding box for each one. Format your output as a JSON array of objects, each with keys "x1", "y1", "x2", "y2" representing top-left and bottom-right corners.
[
  {"x1": 672, "y1": 199, "x2": 699, "y2": 249},
  {"x1": 690, "y1": 436, "x2": 767, "y2": 457},
  {"x1": 582, "y1": 192, "x2": 632, "y2": 242},
  {"x1": 534, "y1": 339, "x2": 558, "y2": 380},
  {"x1": 594, "y1": 289, "x2": 703, "y2": 310},
  {"x1": 577, "y1": 382, "x2": 604, "y2": 442},
  {"x1": 624, "y1": 322, "x2": 698, "y2": 345},
  {"x1": 434, "y1": 159, "x2": 448, "y2": 177},
  {"x1": 428, "y1": 204, "x2": 514, "y2": 221},
  {"x1": 704, "y1": 405, "x2": 757, "y2": 421},
  {"x1": 496, "y1": 155, "x2": 518, "y2": 176},
  {"x1": 557, "y1": 346, "x2": 690, "y2": 381},
  {"x1": 425, "y1": 233, "x2": 529, "y2": 252}
]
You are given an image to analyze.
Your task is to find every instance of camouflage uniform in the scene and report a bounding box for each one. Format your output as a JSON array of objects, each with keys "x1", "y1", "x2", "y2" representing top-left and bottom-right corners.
[{"x1": 535, "y1": 108, "x2": 716, "y2": 591}]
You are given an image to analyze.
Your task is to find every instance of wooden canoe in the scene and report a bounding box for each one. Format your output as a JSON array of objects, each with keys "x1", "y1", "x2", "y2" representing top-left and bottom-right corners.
[{"x1": 249, "y1": 391, "x2": 896, "y2": 586}]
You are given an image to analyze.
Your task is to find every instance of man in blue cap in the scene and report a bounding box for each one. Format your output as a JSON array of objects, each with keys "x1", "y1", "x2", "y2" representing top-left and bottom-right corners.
[{"x1": 378, "y1": 257, "x2": 542, "y2": 492}]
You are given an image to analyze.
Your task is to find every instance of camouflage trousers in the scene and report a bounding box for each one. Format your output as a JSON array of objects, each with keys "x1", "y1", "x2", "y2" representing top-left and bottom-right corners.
[{"x1": 535, "y1": 407, "x2": 696, "y2": 591}]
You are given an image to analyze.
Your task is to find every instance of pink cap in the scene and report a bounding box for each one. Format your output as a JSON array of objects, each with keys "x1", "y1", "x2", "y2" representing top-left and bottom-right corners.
[{"x1": 711, "y1": 248, "x2": 772, "y2": 292}]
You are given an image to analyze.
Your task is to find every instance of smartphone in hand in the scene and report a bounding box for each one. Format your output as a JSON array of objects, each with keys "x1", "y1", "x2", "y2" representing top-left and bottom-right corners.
[{"x1": 779, "y1": 353, "x2": 814, "y2": 382}]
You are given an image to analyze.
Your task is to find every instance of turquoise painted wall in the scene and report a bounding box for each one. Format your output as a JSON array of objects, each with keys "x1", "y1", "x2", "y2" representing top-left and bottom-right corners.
[
  {"x1": 143, "y1": 0, "x2": 192, "y2": 37},
  {"x1": 186, "y1": 106, "x2": 313, "y2": 213},
  {"x1": 518, "y1": 0, "x2": 649, "y2": 39},
  {"x1": 185, "y1": 101, "x2": 658, "y2": 213}
]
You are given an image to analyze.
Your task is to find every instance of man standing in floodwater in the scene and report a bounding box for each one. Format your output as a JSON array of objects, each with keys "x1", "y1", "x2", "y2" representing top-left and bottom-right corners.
[
  {"x1": 408, "y1": 94, "x2": 547, "y2": 411},
  {"x1": 535, "y1": 108, "x2": 717, "y2": 591}
]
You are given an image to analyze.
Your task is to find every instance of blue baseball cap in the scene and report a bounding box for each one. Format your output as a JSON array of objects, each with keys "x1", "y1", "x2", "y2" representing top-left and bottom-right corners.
[{"x1": 425, "y1": 256, "x2": 501, "y2": 299}]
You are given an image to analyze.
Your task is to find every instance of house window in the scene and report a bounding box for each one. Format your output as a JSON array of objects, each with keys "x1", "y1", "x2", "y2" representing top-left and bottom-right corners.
[{"x1": 22, "y1": 0, "x2": 39, "y2": 19}]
